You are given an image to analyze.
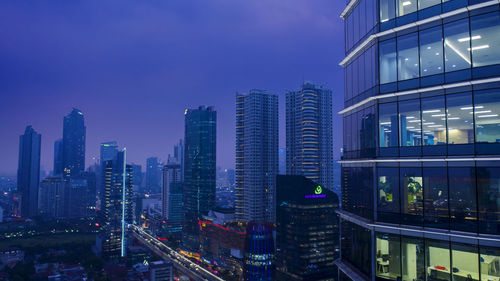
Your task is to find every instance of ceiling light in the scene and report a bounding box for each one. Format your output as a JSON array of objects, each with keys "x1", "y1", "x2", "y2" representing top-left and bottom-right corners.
[
  {"x1": 408, "y1": 120, "x2": 421, "y2": 123},
  {"x1": 402, "y1": 1, "x2": 412, "y2": 6},
  {"x1": 447, "y1": 117, "x2": 460, "y2": 120},
  {"x1": 475, "y1": 110, "x2": 492, "y2": 114},
  {"x1": 458, "y1": 35, "x2": 481, "y2": 42},
  {"x1": 461, "y1": 106, "x2": 483, "y2": 110},
  {"x1": 380, "y1": 122, "x2": 391, "y2": 125},
  {"x1": 469, "y1": 45, "x2": 490, "y2": 51},
  {"x1": 423, "y1": 122, "x2": 435, "y2": 125},
  {"x1": 477, "y1": 114, "x2": 499, "y2": 118},
  {"x1": 432, "y1": 114, "x2": 446, "y2": 117},
  {"x1": 423, "y1": 110, "x2": 440, "y2": 113},
  {"x1": 428, "y1": 125, "x2": 443, "y2": 127}
]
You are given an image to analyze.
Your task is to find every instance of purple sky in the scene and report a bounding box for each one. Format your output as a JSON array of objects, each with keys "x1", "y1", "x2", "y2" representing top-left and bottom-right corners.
[{"x1": 0, "y1": 0, "x2": 345, "y2": 174}]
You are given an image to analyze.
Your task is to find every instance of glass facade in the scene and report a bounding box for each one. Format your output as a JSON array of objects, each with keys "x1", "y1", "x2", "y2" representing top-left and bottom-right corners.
[{"x1": 340, "y1": 1, "x2": 500, "y2": 280}]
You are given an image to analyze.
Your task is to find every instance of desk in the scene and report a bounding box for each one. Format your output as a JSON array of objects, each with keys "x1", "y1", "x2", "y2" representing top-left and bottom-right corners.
[
  {"x1": 377, "y1": 258, "x2": 390, "y2": 273},
  {"x1": 428, "y1": 267, "x2": 479, "y2": 281}
]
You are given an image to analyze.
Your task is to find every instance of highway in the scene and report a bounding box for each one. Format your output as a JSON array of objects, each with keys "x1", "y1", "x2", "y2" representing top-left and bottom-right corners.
[{"x1": 130, "y1": 224, "x2": 225, "y2": 281}]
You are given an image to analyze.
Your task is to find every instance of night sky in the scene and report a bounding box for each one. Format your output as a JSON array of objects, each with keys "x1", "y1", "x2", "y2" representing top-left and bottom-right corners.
[{"x1": 0, "y1": 0, "x2": 345, "y2": 174}]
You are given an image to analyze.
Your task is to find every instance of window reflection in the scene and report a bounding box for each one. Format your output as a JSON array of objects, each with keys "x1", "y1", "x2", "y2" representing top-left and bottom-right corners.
[
  {"x1": 380, "y1": 0, "x2": 396, "y2": 23},
  {"x1": 420, "y1": 26, "x2": 444, "y2": 77},
  {"x1": 452, "y1": 243, "x2": 479, "y2": 281},
  {"x1": 418, "y1": 0, "x2": 440, "y2": 9},
  {"x1": 380, "y1": 39, "x2": 398, "y2": 84},
  {"x1": 446, "y1": 93, "x2": 474, "y2": 144},
  {"x1": 401, "y1": 167, "x2": 423, "y2": 225},
  {"x1": 376, "y1": 233, "x2": 401, "y2": 280},
  {"x1": 423, "y1": 167, "x2": 448, "y2": 228},
  {"x1": 378, "y1": 167, "x2": 400, "y2": 222},
  {"x1": 425, "y1": 239, "x2": 451, "y2": 281},
  {"x1": 398, "y1": 33, "x2": 420, "y2": 81},
  {"x1": 422, "y1": 96, "x2": 446, "y2": 146},
  {"x1": 444, "y1": 19, "x2": 471, "y2": 72},
  {"x1": 399, "y1": 99, "x2": 421, "y2": 147},
  {"x1": 449, "y1": 167, "x2": 477, "y2": 232},
  {"x1": 402, "y1": 237, "x2": 425, "y2": 281},
  {"x1": 397, "y1": 0, "x2": 417, "y2": 17},
  {"x1": 470, "y1": 12, "x2": 500, "y2": 68},
  {"x1": 474, "y1": 90, "x2": 500, "y2": 144},
  {"x1": 380, "y1": 102, "x2": 399, "y2": 147},
  {"x1": 477, "y1": 166, "x2": 500, "y2": 235},
  {"x1": 480, "y1": 246, "x2": 500, "y2": 281}
]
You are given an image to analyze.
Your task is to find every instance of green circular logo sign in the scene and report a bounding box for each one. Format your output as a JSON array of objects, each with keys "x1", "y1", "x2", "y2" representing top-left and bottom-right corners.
[{"x1": 314, "y1": 185, "x2": 323, "y2": 195}]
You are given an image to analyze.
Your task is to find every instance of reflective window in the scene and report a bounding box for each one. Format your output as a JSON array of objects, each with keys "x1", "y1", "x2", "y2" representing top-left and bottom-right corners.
[
  {"x1": 480, "y1": 246, "x2": 500, "y2": 281},
  {"x1": 378, "y1": 167, "x2": 400, "y2": 222},
  {"x1": 474, "y1": 89, "x2": 500, "y2": 144},
  {"x1": 420, "y1": 26, "x2": 444, "y2": 77},
  {"x1": 425, "y1": 239, "x2": 451, "y2": 281},
  {"x1": 397, "y1": 0, "x2": 417, "y2": 17},
  {"x1": 380, "y1": 39, "x2": 398, "y2": 84},
  {"x1": 379, "y1": 102, "x2": 399, "y2": 147},
  {"x1": 418, "y1": 0, "x2": 440, "y2": 9},
  {"x1": 470, "y1": 12, "x2": 500, "y2": 68},
  {"x1": 477, "y1": 166, "x2": 500, "y2": 235},
  {"x1": 449, "y1": 167, "x2": 477, "y2": 232},
  {"x1": 402, "y1": 236, "x2": 425, "y2": 281},
  {"x1": 401, "y1": 167, "x2": 423, "y2": 225},
  {"x1": 398, "y1": 33, "x2": 420, "y2": 81},
  {"x1": 444, "y1": 19, "x2": 471, "y2": 72},
  {"x1": 380, "y1": 0, "x2": 396, "y2": 23},
  {"x1": 341, "y1": 220, "x2": 372, "y2": 277},
  {"x1": 423, "y1": 167, "x2": 448, "y2": 228},
  {"x1": 399, "y1": 99, "x2": 421, "y2": 147},
  {"x1": 376, "y1": 233, "x2": 401, "y2": 280},
  {"x1": 452, "y1": 243, "x2": 479, "y2": 281},
  {"x1": 446, "y1": 93, "x2": 474, "y2": 144},
  {"x1": 422, "y1": 96, "x2": 446, "y2": 146}
]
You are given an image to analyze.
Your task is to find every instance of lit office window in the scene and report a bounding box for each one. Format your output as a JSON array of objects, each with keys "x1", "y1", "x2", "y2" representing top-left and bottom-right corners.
[
  {"x1": 375, "y1": 233, "x2": 401, "y2": 280},
  {"x1": 449, "y1": 167, "x2": 477, "y2": 232},
  {"x1": 444, "y1": 19, "x2": 471, "y2": 72},
  {"x1": 480, "y1": 246, "x2": 500, "y2": 281},
  {"x1": 474, "y1": 89, "x2": 500, "y2": 144},
  {"x1": 418, "y1": 0, "x2": 440, "y2": 9},
  {"x1": 397, "y1": 0, "x2": 417, "y2": 17},
  {"x1": 398, "y1": 33, "x2": 420, "y2": 80},
  {"x1": 422, "y1": 96, "x2": 446, "y2": 145},
  {"x1": 420, "y1": 26, "x2": 444, "y2": 77},
  {"x1": 425, "y1": 239, "x2": 451, "y2": 281},
  {"x1": 452, "y1": 243, "x2": 479, "y2": 281},
  {"x1": 380, "y1": 0, "x2": 396, "y2": 23},
  {"x1": 470, "y1": 12, "x2": 500, "y2": 68},
  {"x1": 380, "y1": 39, "x2": 398, "y2": 84},
  {"x1": 399, "y1": 99, "x2": 422, "y2": 147},
  {"x1": 423, "y1": 167, "x2": 448, "y2": 228},
  {"x1": 378, "y1": 167, "x2": 400, "y2": 222},
  {"x1": 477, "y1": 166, "x2": 500, "y2": 235},
  {"x1": 402, "y1": 236, "x2": 425, "y2": 281},
  {"x1": 379, "y1": 102, "x2": 399, "y2": 147},
  {"x1": 401, "y1": 167, "x2": 423, "y2": 225},
  {"x1": 446, "y1": 93, "x2": 474, "y2": 144}
]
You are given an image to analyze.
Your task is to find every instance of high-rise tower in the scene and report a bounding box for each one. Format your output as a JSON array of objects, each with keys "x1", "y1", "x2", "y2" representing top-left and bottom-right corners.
[
  {"x1": 235, "y1": 90, "x2": 279, "y2": 223},
  {"x1": 62, "y1": 108, "x2": 86, "y2": 177},
  {"x1": 17, "y1": 126, "x2": 41, "y2": 218}
]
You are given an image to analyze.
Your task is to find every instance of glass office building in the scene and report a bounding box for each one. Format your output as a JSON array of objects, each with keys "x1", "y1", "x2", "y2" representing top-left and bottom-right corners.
[{"x1": 339, "y1": 0, "x2": 500, "y2": 280}]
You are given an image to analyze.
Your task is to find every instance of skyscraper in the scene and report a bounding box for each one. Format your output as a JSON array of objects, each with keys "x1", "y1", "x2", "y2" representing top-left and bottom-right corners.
[
  {"x1": 235, "y1": 90, "x2": 278, "y2": 223},
  {"x1": 183, "y1": 106, "x2": 216, "y2": 249},
  {"x1": 168, "y1": 139, "x2": 185, "y2": 182},
  {"x1": 99, "y1": 149, "x2": 133, "y2": 259},
  {"x1": 17, "y1": 126, "x2": 41, "y2": 218},
  {"x1": 39, "y1": 176, "x2": 66, "y2": 218},
  {"x1": 286, "y1": 82, "x2": 333, "y2": 191},
  {"x1": 162, "y1": 163, "x2": 183, "y2": 234},
  {"x1": 338, "y1": 0, "x2": 500, "y2": 280},
  {"x1": 145, "y1": 157, "x2": 161, "y2": 194},
  {"x1": 275, "y1": 175, "x2": 339, "y2": 281},
  {"x1": 100, "y1": 141, "x2": 119, "y2": 167},
  {"x1": 244, "y1": 222, "x2": 275, "y2": 281},
  {"x1": 53, "y1": 139, "x2": 63, "y2": 176},
  {"x1": 62, "y1": 108, "x2": 86, "y2": 177}
]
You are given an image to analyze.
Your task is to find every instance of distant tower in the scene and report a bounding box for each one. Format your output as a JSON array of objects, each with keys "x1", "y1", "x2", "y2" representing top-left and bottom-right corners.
[
  {"x1": 172, "y1": 139, "x2": 184, "y2": 181},
  {"x1": 53, "y1": 139, "x2": 63, "y2": 176},
  {"x1": 146, "y1": 157, "x2": 161, "y2": 194},
  {"x1": 183, "y1": 106, "x2": 216, "y2": 250},
  {"x1": 162, "y1": 163, "x2": 183, "y2": 234},
  {"x1": 62, "y1": 108, "x2": 86, "y2": 177},
  {"x1": 100, "y1": 141, "x2": 119, "y2": 167},
  {"x1": 286, "y1": 82, "x2": 333, "y2": 191},
  {"x1": 235, "y1": 90, "x2": 278, "y2": 223},
  {"x1": 17, "y1": 126, "x2": 41, "y2": 218},
  {"x1": 99, "y1": 150, "x2": 133, "y2": 259}
]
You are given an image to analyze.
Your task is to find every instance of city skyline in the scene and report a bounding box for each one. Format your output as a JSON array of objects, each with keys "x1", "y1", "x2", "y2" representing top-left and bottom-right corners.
[{"x1": 0, "y1": 1, "x2": 346, "y2": 174}]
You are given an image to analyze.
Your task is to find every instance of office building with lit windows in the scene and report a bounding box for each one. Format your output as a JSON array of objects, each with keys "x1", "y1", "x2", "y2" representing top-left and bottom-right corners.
[
  {"x1": 286, "y1": 82, "x2": 334, "y2": 191},
  {"x1": 338, "y1": 0, "x2": 500, "y2": 280},
  {"x1": 62, "y1": 108, "x2": 86, "y2": 177},
  {"x1": 235, "y1": 90, "x2": 279, "y2": 223}
]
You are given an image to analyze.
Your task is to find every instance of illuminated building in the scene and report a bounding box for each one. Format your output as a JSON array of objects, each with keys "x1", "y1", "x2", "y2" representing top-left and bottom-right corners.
[
  {"x1": 53, "y1": 139, "x2": 63, "y2": 176},
  {"x1": 149, "y1": 260, "x2": 173, "y2": 281},
  {"x1": 62, "y1": 108, "x2": 86, "y2": 177},
  {"x1": 286, "y1": 82, "x2": 333, "y2": 191},
  {"x1": 235, "y1": 90, "x2": 279, "y2": 223},
  {"x1": 146, "y1": 157, "x2": 161, "y2": 195},
  {"x1": 244, "y1": 222, "x2": 275, "y2": 281},
  {"x1": 39, "y1": 176, "x2": 66, "y2": 218},
  {"x1": 275, "y1": 175, "x2": 339, "y2": 281},
  {"x1": 98, "y1": 149, "x2": 133, "y2": 259},
  {"x1": 339, "y1": 0, "x2": 500, "y2": 280},
  {"x1": 183, "y1": 106, "x2": 217, "y2": 250},
  {"x1": 162, "y1": 163, "x2": 183, "y2": 235},
  {"x1": 17, "y1": 125, "x2": 41, "y2": 218}
]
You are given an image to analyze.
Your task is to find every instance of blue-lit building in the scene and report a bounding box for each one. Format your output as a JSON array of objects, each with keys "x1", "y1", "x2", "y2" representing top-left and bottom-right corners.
[
  {"x1": 339, "y1": 0, "x2": 500, "y2": 280},
  {"x1": 17, "y1": 126, "x2": 41, "y2": 218},
  {"x1": 244, "y1": 222, "x2": 275, "y2": 281},
  {"x1": 62, "y1": 108, "x2": 86, "y2": 177},
  {"x1": 162, "y1": 163, "x2": 183, "y2": 235},
  {"x1": 146, "y1": 157, "x2": 161, "y2": 195}
]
